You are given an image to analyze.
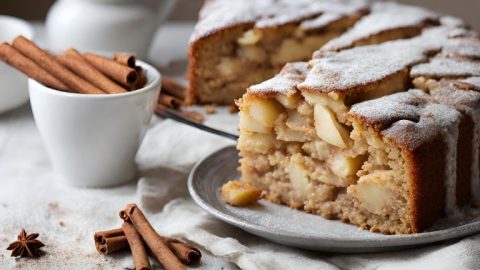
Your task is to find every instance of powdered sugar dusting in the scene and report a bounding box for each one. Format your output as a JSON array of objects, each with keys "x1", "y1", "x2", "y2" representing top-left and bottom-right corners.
[
  {"x1": 411, "y1": 58, "x2": 480, "y2": 79},
  {"x1": 438, "y1": 105, "x2": 460, "y2": 217},
  {"x1": 453, "y1": 77, "x2": 480, "y2": 91},
  {"x1": 470, "y1": 108, "x2": 480, "y2": 202},
  {"x1": 254, "y1": 1, "x2": 328, "y2": 29},
  {"x1": 442, "y1": 38, "x2": 480, "y2": 60},
  {"x1": 321, "y1": 1, "x2": 438, "y2": 51},
  {"x1": 190, "y1": 0, "x2": 370, "y2": 43},
  {"x1": 190, "y1": 0, "x2": 267, "y2": 43},
  {"x1": 300, "y1": 13, "x2": 350, "y2": 31},
  {"x1": 350, "y1": 90, "x2": 460, "y2": 151},
  {"x1": 440, "y1": 16, "x2": 468, "y2": 28},
  {"x1": 432, "y1": 84, "x2": 480, "y2": 109},
  {"x1": 349, "y1": 90, "x2": 428, "y2": 129},
  {"x1": 299, "y1": 39, "x2": 430, "y2": 93},
  {"x1": 299, "y1": 1, "x2": 369, "y2": 31},
  {"x1": 431, "y1": 86, "x2": 480, "y2": 203},
  {"x1": 248, "y1": 62, "x2": 309, "y2": 95}
]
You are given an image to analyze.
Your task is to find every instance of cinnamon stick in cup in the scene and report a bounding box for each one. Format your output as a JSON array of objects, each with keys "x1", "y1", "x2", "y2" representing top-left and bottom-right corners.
[
  {"x1": 114, "y1": 53, "x2": 136, "y2": 68},
  {"x1": 11, "y1": 36, "x2": 104, "y2": 94},
  {"x1": 83, "y1": 53, "x2": 138, "y2": 88},
  {"x1": 94, "y1": 228, "x2": 129, "y2": 254},
  {"x1": 57, "y1": 51, "x2": 127, "y2": 94},
  {"x1": 123, "y1": 222, "x2": 152, "y2": 270},
  {"x1": 131, "y1": 66, "x2": 148, "y2": 90},
  {"x1": 0, "y1": 42, "x2": 70, "y2": 92},
  {"x1": 120, "y1": 204, "x2": 185, "y2": 270}
]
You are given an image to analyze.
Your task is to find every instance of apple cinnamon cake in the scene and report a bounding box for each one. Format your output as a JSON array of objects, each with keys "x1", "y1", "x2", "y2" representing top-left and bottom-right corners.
[
  {"x1": 188, "y1": 0, "x2": 440, "y2": 104},
  {"x1": 236, "y1": 17, "x2": 480, "y2": 234}
]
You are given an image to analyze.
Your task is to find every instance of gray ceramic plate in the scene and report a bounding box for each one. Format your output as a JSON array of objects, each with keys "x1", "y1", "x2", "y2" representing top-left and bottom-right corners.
[{"x1": 188, "y1": 146, "x2": 480, "y2": 253}]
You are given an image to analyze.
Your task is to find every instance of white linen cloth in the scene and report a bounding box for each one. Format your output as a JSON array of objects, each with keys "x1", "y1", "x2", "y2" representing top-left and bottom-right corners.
[{"x1": 0, "y1": 23, "x2": 479, "y2": 270}]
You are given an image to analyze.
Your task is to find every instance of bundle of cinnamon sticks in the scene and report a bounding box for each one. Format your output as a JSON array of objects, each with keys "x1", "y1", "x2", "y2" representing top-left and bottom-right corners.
[
  {"x1": 94, "y1": 204, "x2": 201, "y2": 270},
  {"x1": 0, "y1": 35, "x2": 147, "y2": 94}
]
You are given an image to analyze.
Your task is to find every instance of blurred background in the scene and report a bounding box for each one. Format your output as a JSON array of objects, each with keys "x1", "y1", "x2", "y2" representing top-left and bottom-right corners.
[{"x1": 1, "y1": 0, "x2": 480, "y2": 30}]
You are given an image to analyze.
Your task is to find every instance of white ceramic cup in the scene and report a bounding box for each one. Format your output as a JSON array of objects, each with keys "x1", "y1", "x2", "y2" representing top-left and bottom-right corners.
[
  {"x1": 0, "y1": 16, "x2": 34, "y2": 114},
  {"x1": 29, "y1": 61, "x2": 161, "y2": 188}
]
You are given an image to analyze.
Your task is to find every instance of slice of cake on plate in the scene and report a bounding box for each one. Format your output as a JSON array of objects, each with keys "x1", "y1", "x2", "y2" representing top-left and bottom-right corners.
[{"x1": 236, "y1": 19, "x2": 480, "y2": 234}]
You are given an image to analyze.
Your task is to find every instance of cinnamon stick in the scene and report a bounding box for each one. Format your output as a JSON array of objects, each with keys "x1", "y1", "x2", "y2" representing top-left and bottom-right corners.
[
  {"x1": 163, "y1": 237, "x2": 202, "y2": 265},
  {"x1": 158, "y1": 93, "x2": 183, "y2": 109},
  {"x1": 123, "y1": 222, "x2": 152, "y2": 270},
  {"x1": 94, "y1": 228, "x2": 129, "y2": 254},
  {"x1": 161, "y1": 77, "x2": 188, "y2": 100},
  {"x1": 83, "y1": 53, "x2": 138, "y2": 87},
  {"x1": 94, "y1": 227, "x2": 202, "y2": 265},
  {"x1": 0, "y1": 42, "x2": 70, "y2": 92},
  {"x1": 132, "y1": 66, "x2": 148, "y2": 90},
  {"x1": 11, "y1": 36, "x2": 104, "y2": 94},
  {"x1": 58, "y1": 51, "x2": 127, "y2": 94},
  {"x1": 114, "y1": 53, "x2": 136, "y2": 68},
  {"x1": 119, "y1": 204, "x2": 185, "y2": 270}
]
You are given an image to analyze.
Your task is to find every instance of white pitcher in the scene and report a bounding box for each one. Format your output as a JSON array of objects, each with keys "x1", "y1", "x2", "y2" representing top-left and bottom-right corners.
[{"x1": 46, "y1": 0, "x2": 176, "y2": 58}]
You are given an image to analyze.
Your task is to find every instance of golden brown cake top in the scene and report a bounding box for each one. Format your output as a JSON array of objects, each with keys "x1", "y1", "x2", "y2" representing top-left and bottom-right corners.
[
  {"x1": 190, "y1": 0, "x2": 369, "y2": 43},
  {"x1": 349, "y1": 90, "x2": 461, "y2": 151}
]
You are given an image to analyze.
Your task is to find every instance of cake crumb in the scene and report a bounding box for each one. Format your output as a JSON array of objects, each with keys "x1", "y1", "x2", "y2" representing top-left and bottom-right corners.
[
  {"x1": 221, "y1": 180, "x2": 262, "y2": 206},
  {"x1": 205, "y1": 105, "x2": 216, "y2": 115}
]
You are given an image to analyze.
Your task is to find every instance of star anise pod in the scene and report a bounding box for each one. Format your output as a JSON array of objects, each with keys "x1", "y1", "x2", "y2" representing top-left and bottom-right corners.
[{"x1": 6, "y1": 229, "x2": 45, "y2": 258}]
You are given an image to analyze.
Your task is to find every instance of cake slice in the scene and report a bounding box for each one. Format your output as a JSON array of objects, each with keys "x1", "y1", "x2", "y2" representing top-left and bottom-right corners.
[
  {"x1": 236, "y1": 22, "x2": 480, "y2": 234},
  {"x1": 238, "y1": 67, "x2": 462, "y2": 233}
]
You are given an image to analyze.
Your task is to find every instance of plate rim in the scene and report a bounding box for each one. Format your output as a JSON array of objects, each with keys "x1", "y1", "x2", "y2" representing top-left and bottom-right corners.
[{"x1": 188, "y1": 146, "x2": 480, "y2": 250}]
